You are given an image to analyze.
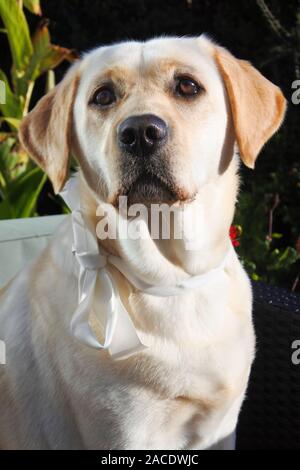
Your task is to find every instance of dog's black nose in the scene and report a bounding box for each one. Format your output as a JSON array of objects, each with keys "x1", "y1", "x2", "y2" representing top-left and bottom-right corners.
[{"x1": 118, "y1": 114, "x2": 168, "y2": 155}]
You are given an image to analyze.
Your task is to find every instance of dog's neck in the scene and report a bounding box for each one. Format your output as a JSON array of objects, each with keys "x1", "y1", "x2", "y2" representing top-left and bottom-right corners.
[
  {"x1": 59, "y1": 160, "x2": 239, "y2": 355},
  {"x1": 78, "y1": 156, "x2": 239, "y2": 286}
]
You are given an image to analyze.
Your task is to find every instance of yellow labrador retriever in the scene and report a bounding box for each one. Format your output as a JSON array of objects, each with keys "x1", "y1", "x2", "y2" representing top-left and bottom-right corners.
[{"x1": 0, "y1": 36, "x2": 286, "y2": 449}]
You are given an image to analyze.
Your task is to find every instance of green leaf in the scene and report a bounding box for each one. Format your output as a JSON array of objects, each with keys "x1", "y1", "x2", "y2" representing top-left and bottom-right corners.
[
  {"x1": 0, "y1": 137, "x2": 16, "y2": 189},
  {"x1": 271, "y1": 232, "x2": 283, "y2": 239},
  {"x1": 39, "y1": 44, "x2": 78, "y2": 72},
  {"x1": 18, "y1": 170, "x2": 46, "y2": 218},
  {"x1": 46, "y1": 69, "x2": 55, "y2": 92},
  {"x1": 23, "y1": 22, "x2": 75, "y2": 83},
  {"x1": 278, "y1": 247, "x2": 300, "y2": 267},
  {"x1": 268, "y1": 246, "x2": 300, "y2": 271},
  {"x1": 0, "y1": 69, "x2": 24, "y2": 118},
  {"x1": 0, "y1": 197, "x2": 15, "y2": 219},
  {"x1": 23, "y1": 0, "x2": 42, "y2": 15},
  {"x1": 0, "y1": 132, "x2": 15, "y2": 143},
  {"x1": 0, "y1": 0, "x2": 33, "y2": 95},
  {"x1": 0, "y1": 139, "x2": 29, "y2": 184},
  {"x1": 27, "y1": 22, "x2": 77, "y2": 81},
  {"x1": 4, "y1": 166, "x2": 46, "y2": 218},
  {"x1": 0, "y1": 117, "x2": 21, "y2": 130}
]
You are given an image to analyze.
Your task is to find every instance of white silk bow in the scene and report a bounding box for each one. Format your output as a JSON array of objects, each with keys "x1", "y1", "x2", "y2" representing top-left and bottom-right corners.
[
  {"x1": 60, "y1": 178, "x2": 146, "y2": 360},
  {"x1": 60, "y1": 178, "x2": 231, "y2": 360}
]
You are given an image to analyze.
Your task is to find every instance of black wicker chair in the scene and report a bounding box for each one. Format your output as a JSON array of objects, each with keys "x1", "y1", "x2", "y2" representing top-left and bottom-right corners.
[{"x1": 236, "y1": 282, "x2": 300, "y2": 450}]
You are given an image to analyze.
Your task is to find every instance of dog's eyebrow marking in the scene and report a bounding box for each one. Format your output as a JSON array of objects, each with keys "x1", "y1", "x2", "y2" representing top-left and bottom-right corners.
[
  {"x1": 157, "y1": 59, "x2": 198, "y2": 72},
  {"x1": 87, "y1": 66, "x2": 135, "y2": 94},
  {"x1": 154, "y1": 59, "x2": 197, "y2": 73},
  {"x1": 144, "y1": 59, "x2": 200, "y2": 79},
  {"x1": 86, "y1": 60, "x2": 200, "y2": 100}
]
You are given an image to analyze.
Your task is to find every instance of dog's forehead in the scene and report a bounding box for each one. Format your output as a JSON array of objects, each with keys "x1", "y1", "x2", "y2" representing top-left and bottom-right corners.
[{"x1": 80, "y1": 37, "x2": 216, "y2": 83}]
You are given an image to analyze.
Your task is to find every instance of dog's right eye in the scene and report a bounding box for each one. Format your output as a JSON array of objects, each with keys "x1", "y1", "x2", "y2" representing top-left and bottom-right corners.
[
  {"x1": 174, "y1": 76, "x2": 203, "y2": 98},
  {"x1": 91, "y1": 86, "x2": 116, "y2": 107}
]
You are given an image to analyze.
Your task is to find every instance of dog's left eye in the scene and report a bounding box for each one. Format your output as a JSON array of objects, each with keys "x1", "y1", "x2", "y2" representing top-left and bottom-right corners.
[
  {"x1": 92, "y1": 86, "x2": 116, "y2": 107},
  {"x1": 175, "y1": 77, "x2": 202, "y2": 97}
]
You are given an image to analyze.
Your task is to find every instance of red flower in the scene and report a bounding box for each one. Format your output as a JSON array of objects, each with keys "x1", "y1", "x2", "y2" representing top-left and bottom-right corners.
[{"x1": 230, "y1": 225, "x2": 241, "y2": 247}]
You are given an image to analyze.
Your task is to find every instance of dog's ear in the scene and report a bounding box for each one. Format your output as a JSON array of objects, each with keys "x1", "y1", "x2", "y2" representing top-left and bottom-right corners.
[
  {"x1": 214, "y1": 46, "x2": 286, "y2": 168},
  {"x1": 19, "y1": 65, "x2": 80, "y2": 193}
]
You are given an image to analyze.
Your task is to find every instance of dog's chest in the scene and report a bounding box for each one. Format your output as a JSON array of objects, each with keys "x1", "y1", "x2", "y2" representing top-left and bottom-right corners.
[
  {"x1": 108, "y1": 326, "x2": 251, "y2": 450},
  {"x1": 112, "y1": 284, "x2": 253, "y2": 449}
]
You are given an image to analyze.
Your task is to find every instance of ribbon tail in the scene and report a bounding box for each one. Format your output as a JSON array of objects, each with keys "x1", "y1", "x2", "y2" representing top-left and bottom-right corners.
[
  {"x1": 107, "y1": 276, "x2": 146, "y2": 360},
  {"x1": 108, "y1": 298, "x2": 146, "y2": 360},
  {"x1": 93, "y1": 270, "x2": 146, "y2": 360},
  {"x1": 70, "y1": 272, "x2": 103, "y2": 350}
]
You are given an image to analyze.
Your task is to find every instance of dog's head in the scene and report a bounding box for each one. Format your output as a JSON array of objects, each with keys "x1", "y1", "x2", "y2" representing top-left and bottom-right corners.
[{"x1": 19, "y1": 36, "x2": 286, "y2": 206}]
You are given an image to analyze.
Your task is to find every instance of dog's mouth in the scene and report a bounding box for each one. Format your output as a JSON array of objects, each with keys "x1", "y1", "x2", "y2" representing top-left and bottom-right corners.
[{"x1": 124, "y1": 173, "x2": 178, "y2": 206}]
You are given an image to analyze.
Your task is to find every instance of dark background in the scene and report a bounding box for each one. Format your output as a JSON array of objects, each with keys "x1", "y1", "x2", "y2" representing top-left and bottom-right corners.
[
  {"x1": 1, "y1": 1, "x2": 300, "y2": 449},
  {"x1": 0, "y1": 0, "x2": 299, "y2": 289}
]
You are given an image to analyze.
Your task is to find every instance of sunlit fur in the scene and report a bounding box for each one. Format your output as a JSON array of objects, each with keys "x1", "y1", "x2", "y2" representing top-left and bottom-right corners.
[{"x1": 0, "y1": 35, "x2": 285, "y2": 449}]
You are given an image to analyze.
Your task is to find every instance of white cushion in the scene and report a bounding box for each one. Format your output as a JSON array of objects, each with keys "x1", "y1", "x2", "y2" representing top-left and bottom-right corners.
[{"x1": 0, "y1": 215, "x2": 67, "y2": 288}]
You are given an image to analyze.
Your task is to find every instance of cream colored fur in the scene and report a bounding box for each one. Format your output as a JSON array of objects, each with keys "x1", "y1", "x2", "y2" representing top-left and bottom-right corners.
[{"x1": 0, "y1": 36, "x2": 286, "y2": 449}]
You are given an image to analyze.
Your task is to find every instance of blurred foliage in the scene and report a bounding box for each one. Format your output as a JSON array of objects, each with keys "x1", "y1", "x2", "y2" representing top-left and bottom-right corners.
[
  {"x1": 0, "y1": 0, "x2": 75, "y2": 218},
  {"x1": 0, "y1": 0, "x2": 299, "y2": 290}
]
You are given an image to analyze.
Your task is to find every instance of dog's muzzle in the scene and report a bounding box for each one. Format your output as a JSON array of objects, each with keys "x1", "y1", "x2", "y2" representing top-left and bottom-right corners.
[{"x1": 116, "y1": 114, "x2": 177, "y2": 205}]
